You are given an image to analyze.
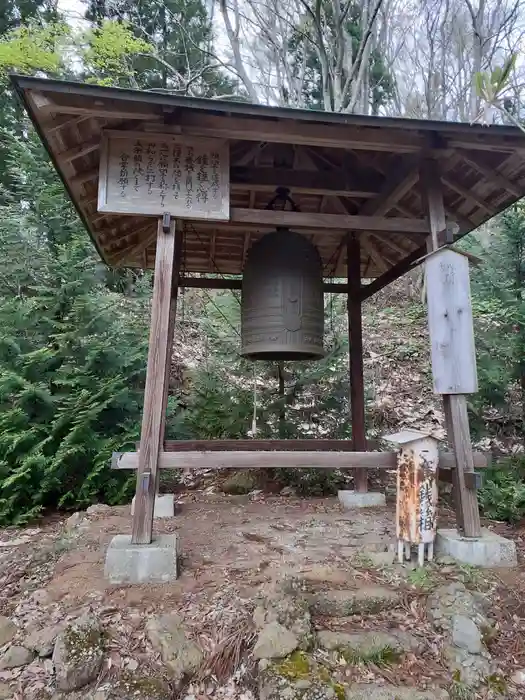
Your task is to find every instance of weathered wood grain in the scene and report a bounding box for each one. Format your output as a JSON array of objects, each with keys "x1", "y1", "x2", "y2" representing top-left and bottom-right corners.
[
  {"x1": 113, "y1": 449, "x2": 489, "y2": 471},
  {"x1": 420, "y1": 156, "x2": 482, "y2": 539},
  {"x1": 426, "y1": 249, "x2": 478, "y2": 394},
  {"x1": 131, "y1": 218, "x2": 180, "y2": 545}
]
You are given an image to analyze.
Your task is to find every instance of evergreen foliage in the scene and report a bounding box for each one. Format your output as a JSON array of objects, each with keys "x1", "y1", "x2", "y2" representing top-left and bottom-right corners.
[{"x1": 0, "y1": 136, "x2": 149, "y2": 524}]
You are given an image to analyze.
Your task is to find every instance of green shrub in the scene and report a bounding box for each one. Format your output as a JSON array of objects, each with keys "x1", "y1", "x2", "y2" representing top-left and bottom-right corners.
[{"x1": 478, "y1": 457, "x2": 525, "y2": 523}]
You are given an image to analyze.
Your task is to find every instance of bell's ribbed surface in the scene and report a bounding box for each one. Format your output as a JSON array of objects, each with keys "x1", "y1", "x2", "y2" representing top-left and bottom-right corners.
[{"x1": 241, "y1": 229, "x2": 324, "y2": 361}]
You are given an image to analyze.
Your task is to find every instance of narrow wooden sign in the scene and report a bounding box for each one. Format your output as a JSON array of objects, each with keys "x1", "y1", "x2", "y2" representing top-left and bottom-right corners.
[
  {"x1": 97, "y1": 130, "x2": 229, "y2": 220},
  {"x1": 426, "y1": 248, "x2": 478, "y2": 394}
]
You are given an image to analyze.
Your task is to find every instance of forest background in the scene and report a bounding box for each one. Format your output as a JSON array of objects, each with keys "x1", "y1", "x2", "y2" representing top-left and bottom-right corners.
[{"x1": 0, "y1": 0, "x2": 525, "y2": 525}]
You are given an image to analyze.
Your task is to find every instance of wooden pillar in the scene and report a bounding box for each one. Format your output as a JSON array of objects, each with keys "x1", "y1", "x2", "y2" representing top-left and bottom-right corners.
[
  {"x1": 347, "y1": 233, "x2": 367, "y2": 492},
  {"x1": 420, "y1": 158, "x2": 482, "y2": 538},
  {"x1": 131, "y1": 217, "x2": 182, "y2": 545}
]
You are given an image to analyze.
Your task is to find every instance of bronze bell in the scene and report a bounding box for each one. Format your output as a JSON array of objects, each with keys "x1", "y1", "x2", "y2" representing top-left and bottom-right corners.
[{"x1": 241, "y1": 229, "x2": 324, "y2": 361}]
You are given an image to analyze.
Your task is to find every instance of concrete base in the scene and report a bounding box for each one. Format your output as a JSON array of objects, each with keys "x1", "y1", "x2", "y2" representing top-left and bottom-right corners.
[
  {"x1": 436, "y1": 528, "x2": 517, "y2": 568},
  {"x1": 338, "y1": 490, "x2": 386, "y2": 509},
  {"x1": 131, "y1": 494, "x2": 174, "y2": 518},
  {"x1": 104, "y1": 534, "x2": 178, "y2": 584}
]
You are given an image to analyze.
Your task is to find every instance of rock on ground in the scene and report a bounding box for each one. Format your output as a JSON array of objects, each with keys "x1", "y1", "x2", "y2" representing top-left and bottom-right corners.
[
  {"x1": 427, "y1": 582, "x2": 493, "y2": 688},
  {"x1": 24, "y1": 623, "x2": 65, "y2": 657},
  {"x1": 253, "y1": 621, "x2": 298, "y2": 660},
  {"x1": 0, "y1": 616, "x2": 16, "y2": 646},
  {"x1": 443, "y1": 644, "x2": 491, "y2": 688},
  {"x1": 308, "y1": 587, "x2": 400, "y2": 617},
  {"x1": 427, "y1": 583, "x2": 489, "y2": 632},
  {"x1": 86, "y1": 504, "x2": 111, "y2": 515},
  {"x1": 345, "y1": 686, "x2": 449, "y2": 700},
  {"x1": 254, "y1": 588, "x2": 313, "y2": 650},
  {"x1": 222, "y1": 471, "x2": 259, "y2": 495},
  {"x1": 65, "y1": 512, "x2": 84, "y2": 530},
  {"x1": 0, "y1": 645, "x2": 33, "y2": 669},
  {"x1": 52, "y1": 614, "x2": 105, "y2": 691},
  {"x1": 0, "y1": 683, "x2": 12, "y2": 699},
  {"x1": 317, "y1": 629, "x2": 422, "y2": 655},
  {"x1": 511, "y1": 669, "x2": 525, "y2": 685},
  {"x1": 451, "y1": 615, "x2": 482, "y2": 654},
  {"x1": 146, "y1": 612, "x2": 202, "y2": 685}
]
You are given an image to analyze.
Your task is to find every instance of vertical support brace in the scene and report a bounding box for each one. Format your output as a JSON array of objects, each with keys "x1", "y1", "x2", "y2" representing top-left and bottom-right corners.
[
  {"x1": 132, "y1": 217, "x2": 182, "y2": 545},
  {"x1": 347, "y1": 233, "x2": 367, "y2": 492}
]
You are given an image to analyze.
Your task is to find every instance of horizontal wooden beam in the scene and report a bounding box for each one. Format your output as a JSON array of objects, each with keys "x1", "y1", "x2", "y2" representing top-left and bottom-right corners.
[
  {"x1": 228, "y1": 208, "x2": 429, "y2": 233},
  {"x1": 113, "y1": 449, "x2": 489, "y2": 470},
  {"x1": 230, "y1": 166, "x2": 378, "y2": 198},
  {"x1": 178, "y1": 277, "x2": 349, "y2": 293},
  {"x1": 175, "y1": 113, "x2": 424, "y2": 153},
  {"x1": 29, "y1": 90, "x2": 160, "y2": 121},
  {"x1": 70, "y1": 165, "x2": 380, "y2": 199},
  {"x1": 161, "y1": 439, "x2": 359, "y2": 451}
]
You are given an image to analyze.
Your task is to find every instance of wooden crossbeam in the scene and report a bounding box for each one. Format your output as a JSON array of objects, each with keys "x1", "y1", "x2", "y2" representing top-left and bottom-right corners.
[
  {"x1": 442, "y1": 174, "x2": 496, "y2": 215},
  {"x1": 230, "y1": 166, "x2": 377, "y2": 198},
  {"x1": 178, "y1": 112, "x2": 423, "y2": 152},
  {"x1": 358, "y1": 159, "x2": 419, "y2": 217},
  {"x1": 229, "y1": 208, "x2": 428, "y2": 233},
  {"x1": 57, "y1": 138, "x2": 101, "y2": 164},
  {"x1": 29, "y1": 90, "x2": 160, "y2": 121},
  {"x1": 112, "y1": 449, "x2": 489, "y2": 470},
  {"x1": 459, "y1": 151, "x2": 522, "y2": 198}
]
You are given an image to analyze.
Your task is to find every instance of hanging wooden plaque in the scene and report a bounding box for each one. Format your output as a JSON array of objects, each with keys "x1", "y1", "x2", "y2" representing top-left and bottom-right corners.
[
  {"x1": 426, "y1": 248, "x2": 478, "y2": 394},
  {"x1": 97, "y1": 130, "x2": 229, "y2": 220}
]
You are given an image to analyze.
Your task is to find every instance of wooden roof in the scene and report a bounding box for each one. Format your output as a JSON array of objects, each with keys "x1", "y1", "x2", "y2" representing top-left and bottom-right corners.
[{"x1": 12, "y1": 75, "x2": 525, "y2": 281}]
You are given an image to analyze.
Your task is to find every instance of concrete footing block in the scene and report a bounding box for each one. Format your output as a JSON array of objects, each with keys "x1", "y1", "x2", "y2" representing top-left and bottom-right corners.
[
  {"x1": 131, "y1": 494, "x2": 174, "y2": 518},
  {"x1": 104, "y1": 534, "x2": 178, "y2": 584},
  {"x1": 436, "y1": 528, "x2": 517, "y2": 568},
  {"x1": 338, "y1": 490, "x2": 386, "y2": 509}
]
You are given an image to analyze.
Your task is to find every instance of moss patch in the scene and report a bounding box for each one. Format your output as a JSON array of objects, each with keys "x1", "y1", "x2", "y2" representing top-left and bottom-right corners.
[
  {"x1": 272, "y1": 650, "x2": 348, "y2": 699},
  {"x1": 63, "y1": 622, "x2": 105, "y2": 662},
  {"x1": 112, "y1": 673, "x2": 170, "y2": 699},
  {"x1": 275, "y1": 650, "x2": 310, "y2": 679}
]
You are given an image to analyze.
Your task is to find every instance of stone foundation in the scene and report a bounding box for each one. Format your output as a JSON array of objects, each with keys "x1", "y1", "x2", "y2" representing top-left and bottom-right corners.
[
  {"x1": 436, "y1": 528, "x2": 517, "y2": 568},
  {"x1": 338, "y1": 490, "x2": 386, "y2": 509},
  {"x1": 104, "y1": 534, "x2": 178, "y2": 584}
]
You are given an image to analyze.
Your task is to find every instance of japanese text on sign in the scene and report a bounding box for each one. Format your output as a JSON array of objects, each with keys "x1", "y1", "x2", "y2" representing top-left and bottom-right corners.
[{"x1": 98, "y1": 131, "x2": 229, "y2": 220}]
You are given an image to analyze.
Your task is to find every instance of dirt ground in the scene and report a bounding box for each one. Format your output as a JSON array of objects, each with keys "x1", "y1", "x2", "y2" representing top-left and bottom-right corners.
[{"x1": 0, "y1": 489, "x2": 524, "y2": 699}]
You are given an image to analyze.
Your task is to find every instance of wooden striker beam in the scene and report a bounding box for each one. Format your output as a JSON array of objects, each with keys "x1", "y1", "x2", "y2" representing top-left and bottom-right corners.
[
  {"x1": 347, "y1": 233, "x2": 368, "y2": 492},
  {"x1": 419, "y1": 157, "x2": 482, "y2": 539},
  {"x1": 131, "y1": 217, "x2": 181, "y2": 545}
]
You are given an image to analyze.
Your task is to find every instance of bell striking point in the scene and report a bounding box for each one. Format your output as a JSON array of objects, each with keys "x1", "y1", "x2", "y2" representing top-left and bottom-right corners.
[{"x1": 241, "y1": 229, "x2": 324, "y2": 361}]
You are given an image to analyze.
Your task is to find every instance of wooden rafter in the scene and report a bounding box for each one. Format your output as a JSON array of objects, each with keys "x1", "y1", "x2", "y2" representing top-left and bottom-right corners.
[
  {"x1": 442, "y1": 174, "x2": 495, "y2": 215},
  {"x1": 459, "y1": 150, "x2": 521, "y2": 198}
]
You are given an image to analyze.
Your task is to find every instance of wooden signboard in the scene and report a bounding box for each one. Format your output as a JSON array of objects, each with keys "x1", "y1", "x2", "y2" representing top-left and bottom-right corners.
[
  {"x1": 97, "y1": 130, "x2": 229, "y2": 220},
  {"x1": 426, "y1": 248, "x2": 478, "y2": 394}
]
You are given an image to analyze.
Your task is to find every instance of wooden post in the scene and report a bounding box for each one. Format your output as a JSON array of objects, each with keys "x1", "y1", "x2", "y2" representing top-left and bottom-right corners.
[
  {"x1": 420, "y1": 158, "x2": 482, "y2": 539},
  {"x1": 347, "y1": 233, "x2": 367, "y2": 492},
  {"x1": 131, "y1": 217, "x2": 182, "y2": 545}
]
